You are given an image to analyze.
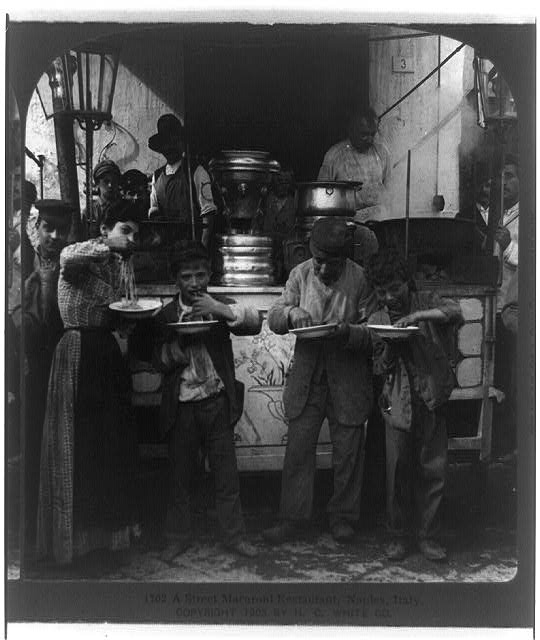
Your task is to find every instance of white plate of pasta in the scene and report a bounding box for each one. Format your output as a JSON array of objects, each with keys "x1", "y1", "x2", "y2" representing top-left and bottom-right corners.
[
  {"x1": 110, "y1": 257, "x2": 162, "y2": 319},
  {"x1": 367, "y1": 324, "x2": 420, "y2": 339},
  {"x1": 109, "y1": 298, "x2": 162, "y2": 319},
  {"x1": 167, "y1": 320, "x2": 219, "y2": 335}
]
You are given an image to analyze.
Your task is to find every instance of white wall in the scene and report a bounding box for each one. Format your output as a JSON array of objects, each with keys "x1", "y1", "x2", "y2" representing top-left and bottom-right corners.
[
  {"x1": 25, "y1": 26, "x2": 475, "y2": 218},
  {"x1": 369, "y1": 27, "x2": 475, "y2": 219},
  {"x1": 25, "y1": 31, "x2": 185, "y2": 207}
]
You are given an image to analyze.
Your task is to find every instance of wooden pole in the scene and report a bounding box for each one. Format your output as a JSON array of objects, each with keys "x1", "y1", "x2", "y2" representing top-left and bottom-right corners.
[
  {"x1": 485, "y1": 123, "x2": 505, "y2": 257},
  {"x1": 186, "y1": 143, "x2": 196, "y2": 241},
  {"x1": 405, "y1": 149, "x2": 411, "y2": 258},
  {"x1": 85, "y1": 123, "x2": 94, "y2": 239}
]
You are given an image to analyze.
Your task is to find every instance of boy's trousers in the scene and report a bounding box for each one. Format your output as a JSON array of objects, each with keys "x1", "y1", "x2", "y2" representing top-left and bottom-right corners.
[
  {"x1": 167, "y1": 392, "x2": 245, "y2": 544},
  {"x1": 384, "y1": 396, "x2": 447, "y2": 541}
]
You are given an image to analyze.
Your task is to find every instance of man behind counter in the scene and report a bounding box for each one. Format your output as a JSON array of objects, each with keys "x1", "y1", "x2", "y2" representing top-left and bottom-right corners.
[
  {"x1": 148, "y1": 114, "x2": 217, "y2": 249},
  {"x1": 318, "y1": 105, "x2": 392, "y2": 223}
]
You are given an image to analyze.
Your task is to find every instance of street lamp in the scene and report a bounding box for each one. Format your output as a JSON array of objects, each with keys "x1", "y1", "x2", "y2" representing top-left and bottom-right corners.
[
  {"x1": 45, "y1": 42, "x2": 121, "y2": 230},
  {"x1": 473, "y1": 54, "x2": 517, "y2": 253}
]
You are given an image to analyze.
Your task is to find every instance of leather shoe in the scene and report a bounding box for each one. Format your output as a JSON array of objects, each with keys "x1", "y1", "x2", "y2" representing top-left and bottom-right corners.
[
  {"x1": 331, "y1": 522, "x2": 355, "y2": 542},
  {"x1": 225, "y1": 539, "x2": 258, "y2": 558},
  {"x1": 262, "y1": 521, "x2": 297, "y2": 544},
  {"x1": 385, "y1": 540, "x2": 408, "y2": 561},
  {"x1": 418, "y1": 539, "x2": 447, "y2": 561}
]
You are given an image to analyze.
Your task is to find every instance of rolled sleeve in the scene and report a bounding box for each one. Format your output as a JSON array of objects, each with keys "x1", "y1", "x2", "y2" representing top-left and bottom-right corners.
[
  {"x1": 60, "y1": 240, "x2": 110, "y2": 270},
  {"x1": 193, "y1": 165, "x2": 217, "y2": 218},
  {"x1": 268, "y1": 268, "x2": 302, "y2": 335},
  {"x1": 423, "y1": 292, "x2": 463, "y2": 325},
  {"x1": 149, "y1": 173, "x2": 159, "y2": 217},
  {"x1": 503, "y1": 240, "x2": 519, "y2": 267},
  {"x1": 226, "y1": 303, "x2": 262, "y2": 335}
]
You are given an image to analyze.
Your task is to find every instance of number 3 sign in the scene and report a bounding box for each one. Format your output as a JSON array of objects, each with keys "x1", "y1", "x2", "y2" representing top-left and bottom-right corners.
[{"x1": 392, "y1": 55, "x2": 415, "y2": 73}]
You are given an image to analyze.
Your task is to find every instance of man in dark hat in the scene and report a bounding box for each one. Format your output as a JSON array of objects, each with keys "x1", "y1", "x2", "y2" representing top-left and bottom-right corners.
[
  {"x1": 11, "y1": 200, "x2": 73, "y2": 558},
  {"x1": 83, "y1": 159, "x2": 122, "y2": 239},
  {"x1": 263, "y1": 217, "x2": 374, "y2": 544},
  {"x1": 148, "y1": 114, "x2": 217, "y2": 248}
]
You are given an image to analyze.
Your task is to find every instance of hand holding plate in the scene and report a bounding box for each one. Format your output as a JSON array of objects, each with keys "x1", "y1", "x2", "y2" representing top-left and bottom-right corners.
[
  {"x1": 326, "y1": 321, "x2": 350, "y2": 343},
  {"x1": 393, "y1": 312, "x2": 419, "y2": 328},
  {"x1": 288, "y1": 307, "x2": 313, "y2": 329}
]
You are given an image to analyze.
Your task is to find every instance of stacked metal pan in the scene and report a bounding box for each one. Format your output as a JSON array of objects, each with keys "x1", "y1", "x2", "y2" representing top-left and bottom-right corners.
[{"x1": 214, "y1": 234, "x2": 275, "y2": 286}]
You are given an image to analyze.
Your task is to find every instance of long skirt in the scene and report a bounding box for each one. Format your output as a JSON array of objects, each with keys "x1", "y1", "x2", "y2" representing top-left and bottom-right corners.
[{"x1": 37, "y1": 328, "x2": 138, "y2": 565}]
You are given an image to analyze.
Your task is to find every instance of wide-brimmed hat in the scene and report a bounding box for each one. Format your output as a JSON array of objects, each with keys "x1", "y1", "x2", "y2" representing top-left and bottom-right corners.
[
  {"x1": 148, "y1": 114, "x2": 184, "y2": 153},
  {"x1": 309, "y1": 217, "x2": 350, "y2": 258},
  {"x1": 93, "y1": 159, "x2": 121, "y2": 183},
  {"x1": 34, "y1": 199, "x2": 73, "y2": 227}
]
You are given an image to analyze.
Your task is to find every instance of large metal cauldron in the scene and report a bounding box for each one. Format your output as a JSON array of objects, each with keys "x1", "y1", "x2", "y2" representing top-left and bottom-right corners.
[
  {"x1": 367, "y1": 217, "x2": 477, "y2": 255},
  {"x1": 296, "y1": 181, "x2": 362, "y2": 217},
  {"x1": 213, "y1": 234, "x2": 275, "y2": 286},
  {"x1": 209, "y1": 150, "x2": 281, "y2": 224}
]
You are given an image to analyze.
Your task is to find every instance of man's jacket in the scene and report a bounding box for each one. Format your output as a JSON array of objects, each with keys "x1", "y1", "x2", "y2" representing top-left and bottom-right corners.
[{"x1": 268, "y1": 259, "x2": 374, "y2": 426}]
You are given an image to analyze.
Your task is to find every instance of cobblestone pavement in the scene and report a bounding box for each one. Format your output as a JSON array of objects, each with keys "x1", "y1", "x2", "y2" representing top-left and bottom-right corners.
[{"x1": 8, "y1": 458, "x2": 518, "y2": 583}]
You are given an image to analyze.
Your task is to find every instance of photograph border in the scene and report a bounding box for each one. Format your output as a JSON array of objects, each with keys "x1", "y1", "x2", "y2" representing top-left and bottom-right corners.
[{"x1": 4, "y1": 10, "x2": 535, "y2": 630}]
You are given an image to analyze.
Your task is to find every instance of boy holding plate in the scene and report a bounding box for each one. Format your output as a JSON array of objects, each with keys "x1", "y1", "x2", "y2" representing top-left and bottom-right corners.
[
  {"x1": 263, "y1": 217, "x2": 374, "y2": 545},
  {"x1": 365, "y1": 249, "x2": 463, "y2": 562},
  {"x1": 152, "y1": 243, "x2": 262, "y2": 559}
]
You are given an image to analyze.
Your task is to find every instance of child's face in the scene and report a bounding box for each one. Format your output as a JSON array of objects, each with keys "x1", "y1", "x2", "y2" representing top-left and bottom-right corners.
[
  {"x1": 177, "y1": 260, "x2": 211, "y2": 304},
  {"x1": 97, "y1": 172, "x2": 120, "y2": 202},
  {"x1": 374, "y1": 278, "x2": 410, "y2": 319}
]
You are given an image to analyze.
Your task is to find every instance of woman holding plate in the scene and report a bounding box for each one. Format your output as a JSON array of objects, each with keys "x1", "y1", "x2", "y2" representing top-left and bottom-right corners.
[{"x1": 36, "y1": 200, "x2": 143, "y2": 566}]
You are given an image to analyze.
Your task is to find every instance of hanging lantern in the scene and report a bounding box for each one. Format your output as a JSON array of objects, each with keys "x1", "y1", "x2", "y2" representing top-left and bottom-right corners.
[
  {"x1": 43, "y1": 43, "x2": 120, "y2": 129},
  {"x1": 38, "y1": 41, "x2": 121, "y2": 233},
  {"x1": 473, "y1": 54, "x2": 517, "y2": 129}
]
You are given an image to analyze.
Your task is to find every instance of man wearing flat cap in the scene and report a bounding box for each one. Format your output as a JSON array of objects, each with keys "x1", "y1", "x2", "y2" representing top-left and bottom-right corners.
[
  {"x1": 11, "y1": 200, "x2": 72, "y2": 558},
  {"x1": 83, "y1": 159, "x2": 122, "y2": 239},
  {"x1": 264, "y1": 217, "x2": 374, "y2": 544},
  {"x1": 148, "y1": 114, "x2": 217, "y2": 248}
]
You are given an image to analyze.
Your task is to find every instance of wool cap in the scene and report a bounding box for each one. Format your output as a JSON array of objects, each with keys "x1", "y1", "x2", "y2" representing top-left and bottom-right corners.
[
  {"x1": 34, "y1": 199, "x2": 73, "y2": 226},
  {"x1": 93, "y1": 159, "x2": 121, "y2": 183},
  {"x1": 309, "y1": 217, "x2": 350, "y2": 258}
]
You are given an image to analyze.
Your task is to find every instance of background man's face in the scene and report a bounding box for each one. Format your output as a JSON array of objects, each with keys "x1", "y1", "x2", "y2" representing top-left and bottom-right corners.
[
  {"x1": 502, "y1": 163, "x2": 519, "y2": 209},
  {"x1": 347, "y1": 116, "x2": 377, "y2": 152},
  {"x1": 37, "y1": 219, "x2": 70, "y2": 257},
  {"x1": 162, "y1": 138, "x2": 184, "y2": 164},
  {"x1": 97, "y1": 172, "x2": 120, "y2": 202}
]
